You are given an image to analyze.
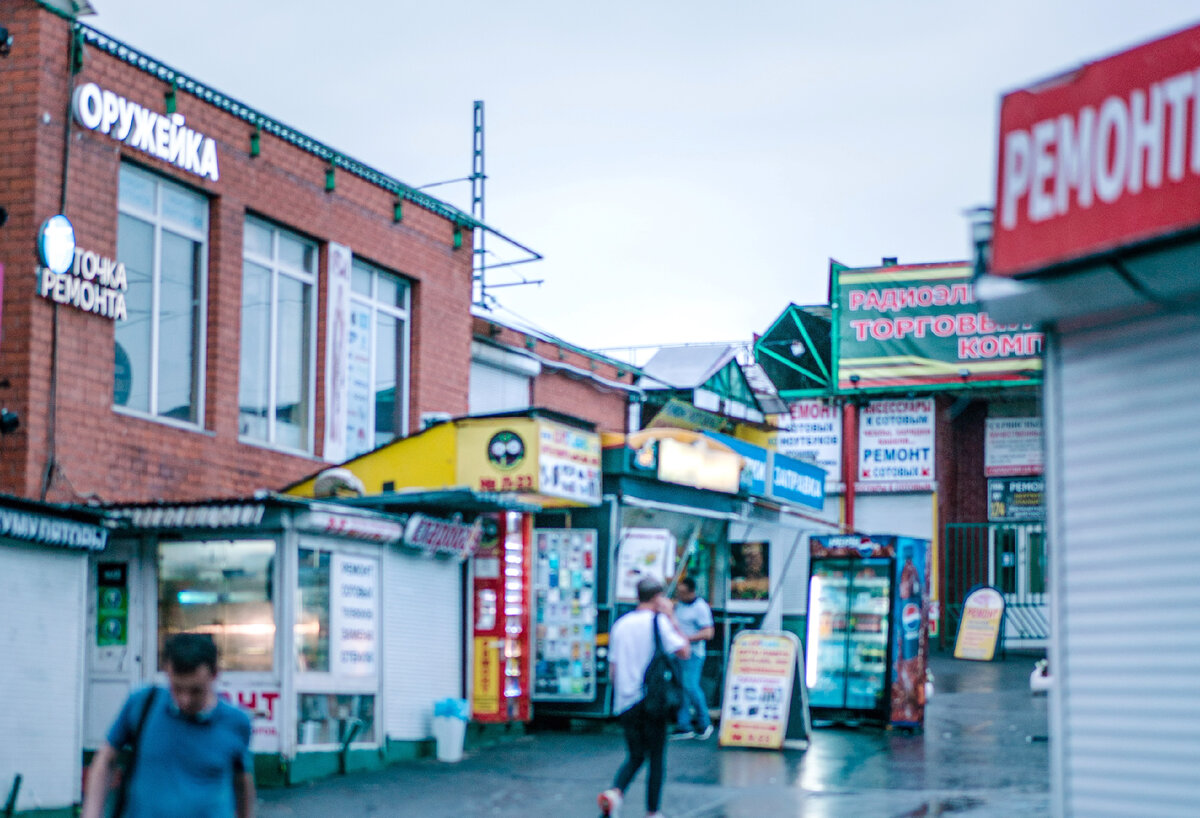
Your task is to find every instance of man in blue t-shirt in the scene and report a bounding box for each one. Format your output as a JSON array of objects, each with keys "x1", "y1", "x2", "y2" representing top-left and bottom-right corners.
[
  {"x1": 83, "y1": 633, "x2": 255, "y2": 818},
  {"x1": 671, "y1": 577, "x2": 715, "y2": 739}
]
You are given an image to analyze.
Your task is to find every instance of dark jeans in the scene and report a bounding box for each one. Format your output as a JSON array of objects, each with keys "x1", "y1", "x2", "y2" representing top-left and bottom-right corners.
[{"x1": 613, "y1": 700, "x2": 669, "y2": 812}]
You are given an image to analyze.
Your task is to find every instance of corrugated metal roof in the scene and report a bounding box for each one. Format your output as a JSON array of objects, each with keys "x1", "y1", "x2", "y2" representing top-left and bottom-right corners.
[{"x1": 636, "y1": 344, "x2": 737, "y2": 390}]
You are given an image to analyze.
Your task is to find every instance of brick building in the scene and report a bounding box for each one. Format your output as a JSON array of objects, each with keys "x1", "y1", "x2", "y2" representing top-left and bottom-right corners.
[
  {"x1": 0, "y1": 0, "x2": 486, "y2": 505},
  {"x1": 469, "y1": 314, "x2": 638, "y2": 433}
]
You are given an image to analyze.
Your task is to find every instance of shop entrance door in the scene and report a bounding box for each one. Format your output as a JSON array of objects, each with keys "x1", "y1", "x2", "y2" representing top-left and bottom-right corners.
[
  {"x1": 84, "y1": 539, "x2": 148, "y2": 748},
  {"x1": 987, "y1": 523, "x2": 1047, "y2": 649}
]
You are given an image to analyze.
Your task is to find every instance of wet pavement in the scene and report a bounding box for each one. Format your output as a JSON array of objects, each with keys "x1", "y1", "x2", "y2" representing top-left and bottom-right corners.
[{"x1": 259, "y1": 650, "x2": 1049, "y2": 817}]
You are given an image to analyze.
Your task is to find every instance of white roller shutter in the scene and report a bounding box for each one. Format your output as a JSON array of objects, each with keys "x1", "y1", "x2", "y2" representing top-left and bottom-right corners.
[
  {"x1": 1048, "y1": 311, "x2": 1200, "y2": 817},
  {"x1": 854, "y1": 494, "x2": 934, "y2": 541},
  {"x1": 382, "y1": 551, "x2": 462, "y2": 740},
  {"x1": 0, "y1": 542, "x2": 87, "y2": 812}
]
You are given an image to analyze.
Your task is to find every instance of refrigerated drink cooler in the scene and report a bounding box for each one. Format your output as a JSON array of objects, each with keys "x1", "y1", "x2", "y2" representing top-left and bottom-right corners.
[{"x1": 805, "y1": 534, "x2": 930, "y2": 728}]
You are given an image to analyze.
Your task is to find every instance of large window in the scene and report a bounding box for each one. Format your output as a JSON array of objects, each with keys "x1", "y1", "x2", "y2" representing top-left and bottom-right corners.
[
  {"x1": 346, "y1": 259, "x2": 410, "y2": 458},
  {"x1": 157, "y1": 539, "x2": 276, "y2": 673},
  {"x1": 115, "y1": 164, "x2": 207, "y2": 423},
  {"x1": 240, "y1": 218, "x2": 317, "y2": 451},
  {"x1": 295, "y1": 546, "x2": 379, "y2": 748}
]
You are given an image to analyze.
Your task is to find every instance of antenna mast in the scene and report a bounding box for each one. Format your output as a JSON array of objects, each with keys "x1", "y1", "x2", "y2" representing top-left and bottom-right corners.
[{"x1": 471, "y1": 100, "x2": 486, "y2": 306}]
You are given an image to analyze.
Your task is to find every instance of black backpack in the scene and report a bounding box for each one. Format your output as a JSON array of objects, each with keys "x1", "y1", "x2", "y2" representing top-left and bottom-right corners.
[{"x1": 642, "y1": 613, "x2": 685, "y2": 721}]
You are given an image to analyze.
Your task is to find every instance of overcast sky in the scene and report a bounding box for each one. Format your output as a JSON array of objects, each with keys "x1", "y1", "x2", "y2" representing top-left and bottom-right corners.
[{"x1": 85, "y1": 1, "x2": 1200, "y2": 354}]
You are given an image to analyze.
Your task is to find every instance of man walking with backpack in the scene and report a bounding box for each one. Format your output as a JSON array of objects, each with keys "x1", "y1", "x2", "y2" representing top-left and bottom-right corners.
[
  {"x1": 82, "y1": 633, "x2": 255, "y2": 818},
  {"x1": 599, "y1": 577, "x2": 690, "y2": 818}
]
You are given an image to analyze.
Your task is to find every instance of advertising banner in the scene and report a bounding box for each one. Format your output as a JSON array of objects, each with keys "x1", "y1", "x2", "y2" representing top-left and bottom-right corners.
[
  {"x1": 992, "y1": 23, "x2": 1200, "y2": 277},
  {"x1": 218, "y1": 684, "x2": 282, "y2": 753},
  {"x1": 532, "y1": 529, "x2": 598, "y2": 701},
  {"x1": 891, "y1": 537, "x2": 929, "y2": 727},
  {"x1": 537, "y1": 423, "x2": 602, "y2": 505},
  {"x1": 773, "y1": 400, "x2": 842, "y2": 480},
  {"x1": 954, "y1": 586, "x2": 1006, "y2": 661},
  {"x1": 330, "y1": 553, "x2": 379, "y2": 678},
  {"x1": 456, "y1": 418, "x2": 602, "y2": 505},
  {"x1": 718, "y1": 630, "x2": 809, "y2": 750},
  {"x1": 323, "y1": 242, "x2": 352, "y2": 463},
  {"x1": 835, "y1": 262, "x2": 1042, "y2": 389},
  {"x1": 988, "y1": 477, "x2": 1046, "y2": 522},
  {"x1": 985, "y1": 417, "x2": 1043, "y2": 476},
  {"x1": 614, "y1": 528, "x2": 676, "y2": 603},
  {"x1": 857, "y1": 399, "x2": 935, "y2": 490}
]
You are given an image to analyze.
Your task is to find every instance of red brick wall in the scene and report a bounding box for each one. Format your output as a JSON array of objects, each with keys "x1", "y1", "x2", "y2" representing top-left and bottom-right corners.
[
  {"x1": 0, "y1": 1, "x2": 472, "y2": 503},
  {"x1": 473, "y1": 318, "x2": 634, "y2": 434}
]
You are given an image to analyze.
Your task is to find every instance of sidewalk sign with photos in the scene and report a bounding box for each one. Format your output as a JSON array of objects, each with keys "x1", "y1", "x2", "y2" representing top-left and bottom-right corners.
[{"x1": 718, "y1": 630, "x2": 811, "y2": 751}]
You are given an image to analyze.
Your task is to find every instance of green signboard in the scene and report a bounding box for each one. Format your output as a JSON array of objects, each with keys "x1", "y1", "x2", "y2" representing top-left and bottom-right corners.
[
  {"x1": 833, "y1": 262, "x2": 1044, "y2": 391},
  {"x1": 97, "y1": 562, "x2": 128, "y2": 647}
]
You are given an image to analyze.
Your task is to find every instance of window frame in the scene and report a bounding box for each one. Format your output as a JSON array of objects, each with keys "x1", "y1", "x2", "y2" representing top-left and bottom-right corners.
[
  {"x1": 114, "y1": 162, "x2": 209, "y2": 428},
  {"x1": 239, "y1": 215, "x2": 319, "y2": 454},
  {"x1": 347, "y1": 257, "x2": 411, "y2": 455}
]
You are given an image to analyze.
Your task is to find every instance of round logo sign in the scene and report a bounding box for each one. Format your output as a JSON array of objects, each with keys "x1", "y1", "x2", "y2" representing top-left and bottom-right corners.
[
  {"x1": 487, "y1": 430, "x2": 525, "y2": 470},
  {"x1": 38, "y1": 214, "x2": 76, "y2": 274},
  {"x1": 902, "y1": 602, "x2": 922, "y2": 632}
]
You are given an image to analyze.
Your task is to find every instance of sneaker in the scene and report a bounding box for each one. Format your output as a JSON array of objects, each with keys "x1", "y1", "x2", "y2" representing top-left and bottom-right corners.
[
  {"x1": 669, "y1": 729, "x2": 695, "y2": 741},
  {"x1": 646, "y1": 812, "x2": 665, "y2": 818},
  {"x1": 696, "y1": 724, "x2": 714, "y2": 740},
  {"x1": 598, "y1": 787, "x2": 623, "y2": 816}
]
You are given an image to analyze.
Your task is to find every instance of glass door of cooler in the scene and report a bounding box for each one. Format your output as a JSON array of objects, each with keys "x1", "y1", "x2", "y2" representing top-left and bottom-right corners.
[
  {"x1": 845, "y1": 559, "x2": 892, "y2": 711},
  {"x1": 805, "y1": 559, "x2": 852, "y2": 709}
]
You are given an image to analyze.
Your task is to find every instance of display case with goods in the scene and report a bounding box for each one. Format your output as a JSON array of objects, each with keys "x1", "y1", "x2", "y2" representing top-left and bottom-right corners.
[{"x1": 804, "y1": 535, "x2": 929, "y2": 728}]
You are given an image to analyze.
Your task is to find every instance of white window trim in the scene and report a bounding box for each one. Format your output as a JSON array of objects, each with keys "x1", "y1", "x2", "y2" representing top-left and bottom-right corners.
[
  {"x1": 349, "y1": 258, "x2": 412, "y2": 451},
  {"x1": 239, "y1": 216, "x2": 318, "y2": 455},
  {"x1": 115, "y1": 163, "x2": 209, "y2": 428}
]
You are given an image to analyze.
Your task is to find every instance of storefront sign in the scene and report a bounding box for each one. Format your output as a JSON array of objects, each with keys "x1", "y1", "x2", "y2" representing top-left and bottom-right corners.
[
  {"x1": 774, "y1": 400, "x2": 842, "y2": 479},
  {"x1": 988, "y1": 477, "x2": 1046, "y2": 522},
  {"x1": 985, "y1": 417, "x2": 1043, "y2": 476},
  {"x1": 657, "y1": 436, "x2": 742, "y2": 494},
  {"x1": 456, "y1": 418, "x2": 602, "y2": 506},
  {"x1": 96, "y1": 562, "x2": 128, "y2": 647},
  {"x1": 295, "y1": 510, "x2": 402, "y2": 544},
  {"x1": 323, "y1": 242, "x2": 352, "y2": 463},
  {"x1": 858, "y1": 399, "x2": 935, "y2": 487},
  {"x1": 836, "y1": 262, "x2": 1042, "y2": 389},
  {"x1": 537, "y1": 424, "x2": 602, "y2": 505},
  {"x1": 402, "y1": 513, "x2": 482, "y2": 559},
  {"x1": 992, "y1": 23, "x2": 1200, "y2": 277},
  {"x1": 331, "y1": 554, "x2": 379, "y2": 678},
  {"x1": 704, "y1": 431, "x2": 767, "y2": 495},
  {"x1": 954, "y1": 586, "x2": 1006, "y2": 662},
  {"x1": 36, "y1": 215, "x2": 129, "y2": 321},
  {"x1": 0, "y1": 506, "x2": 107, "y2": 550},
  {"x1": 615, "y1": 528, "x2": 676, "y2": 603},
  {"x1": 718, "y1": 631, "x2": 804, "y2": 750},
  {"x1": 770, "y1": 451, "x2": 825, "y2": 509},
  {"x1": 119, "y1": 504, "x2": 265, "y2": 530},
  {"x1": 646, "y1": 396, "x2": 735, "y2": 434},
  {"x1": 217, "y1": 684, "x2": 281, "y2": 753},
  {"x1": 73, "y1": 82, "x2": 220, "y2": 181}
]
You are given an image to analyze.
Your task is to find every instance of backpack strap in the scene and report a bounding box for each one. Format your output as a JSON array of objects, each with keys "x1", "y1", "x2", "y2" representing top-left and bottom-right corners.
[
  {"x1": 113, "y1": 687, "x2": 159, "y2": 817},
  {"x1": 652, "y1": 612, "x2": 665, "y2": 656}
]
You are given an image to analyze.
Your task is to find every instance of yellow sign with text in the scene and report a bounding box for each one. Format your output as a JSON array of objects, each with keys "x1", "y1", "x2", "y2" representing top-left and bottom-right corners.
[
  {"x1": 718, "y1": 631, "x2": 801, "y2": 750},
  {"x1": 472, "y1": 637, "x2": 500, "y2": 716}
]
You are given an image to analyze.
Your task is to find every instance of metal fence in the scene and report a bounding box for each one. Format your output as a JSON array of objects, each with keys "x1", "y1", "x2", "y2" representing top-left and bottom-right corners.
[{"x1": 940, "y1": 522, "x2": 1048, "y2": 650}]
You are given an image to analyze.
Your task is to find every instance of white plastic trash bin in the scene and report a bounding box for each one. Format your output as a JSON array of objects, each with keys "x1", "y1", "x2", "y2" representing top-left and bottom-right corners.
[
  {"x1": 433, "y1": 714, "x2": 467, "y2": 762},
  {"x1": 432, "y1": 697, "x2": 469, "y2": 762}
]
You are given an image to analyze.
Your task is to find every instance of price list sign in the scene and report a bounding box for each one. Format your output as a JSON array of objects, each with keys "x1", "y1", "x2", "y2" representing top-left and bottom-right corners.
[{"x1": 718, "y1": 631, "x2": 805, "y2": 750}]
